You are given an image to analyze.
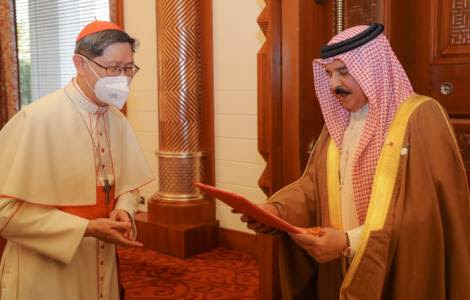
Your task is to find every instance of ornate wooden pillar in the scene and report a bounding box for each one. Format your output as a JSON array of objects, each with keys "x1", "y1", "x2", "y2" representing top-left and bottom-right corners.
[
  {"x1": 136, "y1": 0, "x2": 217, "y2": 258},
  {"x1": 335, "y1": 0, "x2": 345, "y2": 33}
]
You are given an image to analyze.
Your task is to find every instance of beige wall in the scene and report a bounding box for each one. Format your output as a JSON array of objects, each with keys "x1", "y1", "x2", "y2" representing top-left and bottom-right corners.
[
  {"x1": 213, "y1": 0, "x2": 266, "y2": 233},
  {"x1": 124, "y1": 0, "x2": 266, "y2": 233},
  {"x1": 123, "y1": 0, "x2": 158, "y2": 212}
]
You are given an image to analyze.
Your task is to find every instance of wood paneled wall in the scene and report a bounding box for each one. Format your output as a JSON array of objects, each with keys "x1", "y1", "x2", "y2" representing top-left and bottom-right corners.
[
  {"x1": 256, "y1": 0, "x2": 334, "y2": 298},
  {"x1": 257, "y1": 0, "x2": 334, "y2": 196}
]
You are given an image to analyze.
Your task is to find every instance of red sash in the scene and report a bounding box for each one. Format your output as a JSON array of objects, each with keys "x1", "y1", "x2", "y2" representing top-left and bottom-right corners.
[{"x1": 58, "y1": 186, "x2": 116, "y2": 219}]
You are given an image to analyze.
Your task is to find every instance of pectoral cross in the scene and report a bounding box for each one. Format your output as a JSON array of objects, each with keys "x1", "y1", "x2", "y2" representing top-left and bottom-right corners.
[{"x1": 103, "y1": 179, "x2": 111, "y2": 206}]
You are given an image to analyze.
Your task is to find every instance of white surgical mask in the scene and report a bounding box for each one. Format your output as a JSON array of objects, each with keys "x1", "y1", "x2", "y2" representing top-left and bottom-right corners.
[
  {"x1": 84, "y1": 58, "x2": 132, "y2": 109},
  {"x1": 94, "y1": 75, "x2": 131, "y2": 109}
]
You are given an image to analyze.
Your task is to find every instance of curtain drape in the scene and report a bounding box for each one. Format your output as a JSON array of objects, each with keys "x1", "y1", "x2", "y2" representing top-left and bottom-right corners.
[{"x1": 0, "y1": 0, "x2": 19, "y2": 129}]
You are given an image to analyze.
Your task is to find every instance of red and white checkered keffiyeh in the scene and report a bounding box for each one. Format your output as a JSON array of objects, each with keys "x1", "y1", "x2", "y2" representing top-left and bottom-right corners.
[{"x1": 313, "y1": 25, "x2": 414, "y2": 224}]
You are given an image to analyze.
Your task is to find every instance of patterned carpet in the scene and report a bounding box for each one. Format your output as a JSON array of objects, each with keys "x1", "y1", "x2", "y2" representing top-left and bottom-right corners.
[{"x1": 118, "y1": 247, "x2": 259, "y2": 299}]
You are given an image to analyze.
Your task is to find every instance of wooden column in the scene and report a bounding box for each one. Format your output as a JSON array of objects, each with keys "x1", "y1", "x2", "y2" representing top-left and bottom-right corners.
[{"x1": 136, "y1": 0, "x2": 217, "y2": 258}]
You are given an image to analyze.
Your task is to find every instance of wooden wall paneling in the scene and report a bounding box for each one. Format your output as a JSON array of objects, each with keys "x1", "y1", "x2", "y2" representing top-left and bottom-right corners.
[
  {"x1": 281, "y1": 0, "x2": 334, "y2": 179},
  {"x1": 257, "y1": 0, "x2": 283, "y2": 196},
  {"x1": 281, "y1": 0, "x2": 302, "y2": 182},
  {"x1": 431, "y1": 0, "x2": 470, "y2": 179},
  {"x1": 298, "y1": 0, "x2": 334, "y2": 171},
  {"x1": 256, "y1": 1, "x2": 334, "y2": 299},
  {"x1": 110, "y1": 0, "x2": 124, "y2": 27},
  {"x1": 344, "y1": 0, "x2": 380, "y2": 28},
  {"x1": 257, "y1": 0, "x2": 333, "y2": 194},
  {"x1": 386, "y1": 0, "x2": 432, "y2": 99},
  {"x1": 386, "y1": 0, "x2": 470, "y2": 178},
  {"x1": 379, "y1": 0, "x2": 392, "y2": 37},
  {"x1": 431, "y1": 0, "x2": 470, "y2": 116}
]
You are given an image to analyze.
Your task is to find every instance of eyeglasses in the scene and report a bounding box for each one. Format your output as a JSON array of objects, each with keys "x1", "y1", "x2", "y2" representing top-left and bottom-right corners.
[{"x1": 80, "y1": 54, "x2": 140, "y2": 77}]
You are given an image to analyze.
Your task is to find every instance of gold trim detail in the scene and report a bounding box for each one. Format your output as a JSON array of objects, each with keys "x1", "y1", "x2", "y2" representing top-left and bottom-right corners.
[
  {"x1": 327, "y1": 139, "x2": 347, "y2": 273},
  {"x1": 332, "y1": 95, "x2": 430, "y2": 298},
  {"x1": 327, "y1": 140, "x2": 342, "y2": 230},
  {"x1": 335, "y1": 0, "x2": 345, "y2": 34},
  {"x1": 157, "y1": 192, "x2": 204, "y2": 201},
  {"x1": 156, "y1": 151, "x2": 205, "y2": 158}
]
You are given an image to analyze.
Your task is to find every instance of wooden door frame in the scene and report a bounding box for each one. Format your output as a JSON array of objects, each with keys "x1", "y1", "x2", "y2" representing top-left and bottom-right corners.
[
  {"x1": 256, "y1": 0, "x2": 334, "y2": 298},
  {"x1": 257, "y1": 0, "x2": 333, "y2": 196}
]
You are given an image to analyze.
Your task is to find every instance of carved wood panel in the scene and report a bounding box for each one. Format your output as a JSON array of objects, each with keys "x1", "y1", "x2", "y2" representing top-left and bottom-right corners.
[
  {"x1": 431, "y1": 0, "x2": 470, "y2": 174},
  {"x1": 429, "y1": 0, "x2": 470, "y2": 116},
  {"x1": 344, "y1": 0, "x2": 380, "y2": 28},
  {"x1": 257, "y1": 0, "x2": 282, "y2": 197},
  {"x1": 450, "y1": 0, "x2": 470, "y2": 46},
  {"x1": 434, "y1": 0, "x2": 470, "y2": 62}
]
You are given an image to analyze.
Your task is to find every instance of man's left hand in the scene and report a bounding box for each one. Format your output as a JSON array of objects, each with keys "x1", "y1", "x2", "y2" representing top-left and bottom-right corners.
[
  {"x1": 109, "y1": 209, "x2": 132, "y2": 240},
  {"x1": 289, "y1": 227, "x2": 347, "y2": 263}
]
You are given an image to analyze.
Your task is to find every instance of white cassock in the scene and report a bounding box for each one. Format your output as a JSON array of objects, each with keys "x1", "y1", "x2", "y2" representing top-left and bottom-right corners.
[{"x1": 0, "y1": 79, "x2": 154, "y2": 300}]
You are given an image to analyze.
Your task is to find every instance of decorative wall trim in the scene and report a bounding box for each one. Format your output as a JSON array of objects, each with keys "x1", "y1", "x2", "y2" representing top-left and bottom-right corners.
[
  {"x1": 344, "y1": 0, "x2": 379, "y2": 29},
  {"x1": 336, "y1": 0, "x2": 345, "y2": 33}
]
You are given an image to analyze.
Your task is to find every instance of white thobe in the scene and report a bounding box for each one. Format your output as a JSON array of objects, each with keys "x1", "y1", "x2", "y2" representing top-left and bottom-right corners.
[{"x1": 339, "y1": 104, "x2": 368, "y2": 258}]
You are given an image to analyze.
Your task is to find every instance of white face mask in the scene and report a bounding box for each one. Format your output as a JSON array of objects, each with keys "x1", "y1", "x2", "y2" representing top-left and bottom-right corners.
[
  {"x1": 94, "y1": 75, "x2": 131, "y2": 109},
  {"x1": 84, "y1": 58, "x2": 132, "y2": 109}
]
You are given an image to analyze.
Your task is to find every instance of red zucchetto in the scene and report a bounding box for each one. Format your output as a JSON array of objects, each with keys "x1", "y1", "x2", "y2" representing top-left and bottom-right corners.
[{"x1": 76, "y1": 20, "x2": 123, "y2": 41}]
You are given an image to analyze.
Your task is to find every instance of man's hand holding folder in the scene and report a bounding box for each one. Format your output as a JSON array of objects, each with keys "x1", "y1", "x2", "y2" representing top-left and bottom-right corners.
[{"x1": 238, "y1": 202, "x2": 280, "y2": 234}]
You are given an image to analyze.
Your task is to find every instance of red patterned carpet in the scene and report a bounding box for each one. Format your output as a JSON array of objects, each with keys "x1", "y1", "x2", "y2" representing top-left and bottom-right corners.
[{"x1": 118, "y1": 247, "x2": 259, "y2": 299}]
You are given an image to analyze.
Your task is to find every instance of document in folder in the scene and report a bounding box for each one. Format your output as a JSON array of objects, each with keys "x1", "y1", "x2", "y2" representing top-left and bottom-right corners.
[{"x1": 194, "y1": 182, "x2": 305, "y2": 234}]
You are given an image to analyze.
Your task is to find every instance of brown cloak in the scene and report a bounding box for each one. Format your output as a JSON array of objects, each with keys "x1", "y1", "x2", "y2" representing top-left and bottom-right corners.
[{"x1": 269, "y1": 98, "x2": 470, "y2": 300}]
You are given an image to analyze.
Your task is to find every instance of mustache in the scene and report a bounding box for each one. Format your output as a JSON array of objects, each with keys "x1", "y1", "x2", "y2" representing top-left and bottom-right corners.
[{"x1": 333, "y1": 87, "x2": 351, "y2": 96}]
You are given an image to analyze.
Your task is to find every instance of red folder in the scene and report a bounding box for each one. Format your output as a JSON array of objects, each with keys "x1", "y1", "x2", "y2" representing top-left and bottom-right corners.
[{"x1": 194, "y1": 182, "x2": 305, "y2": 234}]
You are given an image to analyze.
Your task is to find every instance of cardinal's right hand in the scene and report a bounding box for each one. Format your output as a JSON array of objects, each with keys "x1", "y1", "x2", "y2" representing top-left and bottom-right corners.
[{"x1": 85, "y1": 218, "x2": 143, "y2": 247}]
